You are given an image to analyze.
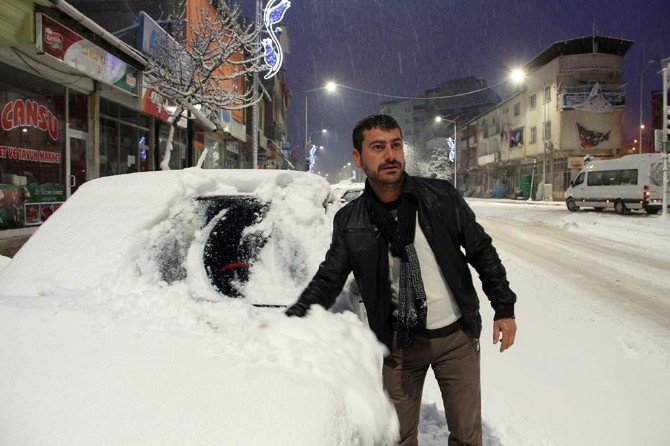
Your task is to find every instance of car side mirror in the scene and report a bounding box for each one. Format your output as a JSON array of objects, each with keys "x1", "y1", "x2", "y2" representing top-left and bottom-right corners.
[{"x1": 570, "y1": 180, "x2": 574, "y2": 187}]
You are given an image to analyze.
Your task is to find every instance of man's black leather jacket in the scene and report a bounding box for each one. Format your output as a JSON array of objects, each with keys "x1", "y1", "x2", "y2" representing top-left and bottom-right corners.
[{"x1": 296, "y1": 175, "x2": 516, "y2": 350}]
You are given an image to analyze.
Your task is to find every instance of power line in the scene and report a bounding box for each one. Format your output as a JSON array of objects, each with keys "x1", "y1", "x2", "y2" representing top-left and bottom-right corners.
[{"x1": 336, "y1": 79, "x2": 509, "y2": 100}]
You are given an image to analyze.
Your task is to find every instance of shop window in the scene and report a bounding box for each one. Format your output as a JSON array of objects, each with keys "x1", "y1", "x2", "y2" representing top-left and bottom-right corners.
[
  {"x1": 159, "y1": 121, "x2": 188, "y2": 170},
  {"x1": 100, "y1": 99, "x2": 118, "y2": 117},
  {"x1": 68, "y1": 91, "x2": 88, "y2": 132},
  {"x1": 0, "y1": 63, "x2": 66, "y2": 230},
  {"x1": 543, "y1": 121, "x2": 552, "y2": 140},
  {"x1": 100, "y1": 118, "x2": 119, "y2": 176},
  {"x1": 100, "y1": 99, "x2": 153, "y2": 175}
]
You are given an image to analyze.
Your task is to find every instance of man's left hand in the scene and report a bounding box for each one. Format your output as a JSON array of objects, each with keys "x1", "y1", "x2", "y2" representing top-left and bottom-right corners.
[{"x1": 493, "y1": 318, "x2": 516, "y2": 353}]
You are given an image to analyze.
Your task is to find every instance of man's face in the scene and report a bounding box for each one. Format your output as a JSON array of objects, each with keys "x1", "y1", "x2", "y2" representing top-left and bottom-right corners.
[{"x1": 353, "y1": 127, "x2": 405, "y2": 186}]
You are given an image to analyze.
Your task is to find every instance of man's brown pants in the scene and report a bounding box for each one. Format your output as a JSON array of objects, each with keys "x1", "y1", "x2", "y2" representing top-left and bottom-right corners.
[{"x1": 382, "y1": 329, "x2": 481, "y2": 446}]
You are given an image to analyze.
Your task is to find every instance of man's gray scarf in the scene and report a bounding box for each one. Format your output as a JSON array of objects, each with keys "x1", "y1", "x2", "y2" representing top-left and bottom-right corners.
[{"x1": 366, "y1": 181, "x2": 427, "y2": 349}]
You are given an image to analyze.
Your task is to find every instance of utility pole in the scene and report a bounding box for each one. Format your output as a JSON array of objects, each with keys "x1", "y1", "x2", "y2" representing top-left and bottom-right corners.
[
  {"x1": 251, "y1": 0, "x2": 262, "y2": 169},
  {"x1": 662, "y1": 61, "x2": 669, "y2": 217},
  {"x1": 640, "y1": 60, "x2": 655, "y2": 153}
]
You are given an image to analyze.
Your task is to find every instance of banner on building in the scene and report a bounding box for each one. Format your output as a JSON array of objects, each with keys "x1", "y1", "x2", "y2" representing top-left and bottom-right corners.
[
  {"x1": 509, "y1": 127, "x2": 523, "y2": 148},
  {"x1": 561, "y1": 82, "x2": 624, "y2": 112},
  {"x1": 37, "y1": 13, "x2": 139, "y2": 96},
  {"x1": 577, "y1": 123, "x2": 610, "y2": 149}
]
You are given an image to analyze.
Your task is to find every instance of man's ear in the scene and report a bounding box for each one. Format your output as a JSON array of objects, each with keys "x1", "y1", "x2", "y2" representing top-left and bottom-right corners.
[{"x1": 352, "y1": 148, "x2": 362, "y2": 168}]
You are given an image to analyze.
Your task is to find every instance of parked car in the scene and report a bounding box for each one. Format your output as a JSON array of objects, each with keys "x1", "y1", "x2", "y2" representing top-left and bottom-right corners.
[
  {"x1": 0, "y1": 169, "x2": 397, "y2": 445},
  {"x1": 564, "y1": 153, "x2": 669, "y2": 214},
  {"x1": 330, "y1": 181, "x2": 365, "y2": 204}
]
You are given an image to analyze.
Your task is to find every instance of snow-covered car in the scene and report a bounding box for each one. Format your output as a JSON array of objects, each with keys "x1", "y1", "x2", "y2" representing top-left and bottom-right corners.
[
  {"x1": 0, "y1": 169, "x2": 397, "y2": 445},
  {"x1": 330, "y1": 181, "x2": 365, "y2": 204}
]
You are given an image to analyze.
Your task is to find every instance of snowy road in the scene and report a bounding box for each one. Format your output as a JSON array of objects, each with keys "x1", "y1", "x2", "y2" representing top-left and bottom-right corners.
[
  {"x1": 479, "y1": 211, "x2": 670, "y2": 334},
  {"x1": 420, "y1": 199, "x2": 670, "y2": 446}
]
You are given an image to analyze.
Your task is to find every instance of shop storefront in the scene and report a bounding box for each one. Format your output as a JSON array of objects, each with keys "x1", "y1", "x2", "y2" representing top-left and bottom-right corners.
[
  {"x1": 0, "y1": 63, "x2": 71, "y2": 230},
  {"x1": 0, "y1": 5, "x2": 148, "y2": 255}
]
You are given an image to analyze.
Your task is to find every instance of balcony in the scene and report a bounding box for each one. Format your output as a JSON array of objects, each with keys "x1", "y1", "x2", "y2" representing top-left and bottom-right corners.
[{"x1": 559, "y1": 83, "x2": 625, "y2": 111}]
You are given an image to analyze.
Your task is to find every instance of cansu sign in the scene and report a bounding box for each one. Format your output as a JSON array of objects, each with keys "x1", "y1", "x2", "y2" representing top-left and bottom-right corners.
[{"x1": 1, "y1": 99, "x2": 59, "y2": 141}]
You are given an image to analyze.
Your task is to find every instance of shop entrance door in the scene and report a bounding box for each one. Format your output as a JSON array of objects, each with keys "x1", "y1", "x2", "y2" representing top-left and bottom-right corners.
[{"x1": 68, "y1": 132, "x2": 88, "y2": 197}]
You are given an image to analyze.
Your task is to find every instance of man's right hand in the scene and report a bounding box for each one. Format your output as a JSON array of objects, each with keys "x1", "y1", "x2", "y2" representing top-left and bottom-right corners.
[{"x1": 285, "y1": 302, "x2": 309, "y2": 317}]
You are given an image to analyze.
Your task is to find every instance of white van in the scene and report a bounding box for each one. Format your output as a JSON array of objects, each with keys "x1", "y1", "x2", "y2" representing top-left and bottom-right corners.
[{"x1": 564, "y1": 153, "x2": 668, "y2": 214}]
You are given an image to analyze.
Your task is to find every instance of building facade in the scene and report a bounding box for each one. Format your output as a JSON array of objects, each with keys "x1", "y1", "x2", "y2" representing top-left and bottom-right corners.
[
  {"x1": 462, "y1": 36, "x2": 633, "y2": 200},
  {"x1": 0, "y1": 0, "x2": 150, "y2": 254},
  {"x1": 0, "y1": 0, "x2": 291, "y2": 255}
]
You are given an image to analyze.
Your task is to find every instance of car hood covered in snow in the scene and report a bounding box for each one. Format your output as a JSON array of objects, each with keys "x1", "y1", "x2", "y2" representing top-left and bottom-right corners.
[{"x1": 0, "y1": 169, "x2": 398, "y2": 445}]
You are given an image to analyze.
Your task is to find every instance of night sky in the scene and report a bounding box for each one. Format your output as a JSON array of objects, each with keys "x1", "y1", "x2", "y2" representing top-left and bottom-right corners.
[{"x1": 245, "y1": 0, "x2": 670, "y2": 178}]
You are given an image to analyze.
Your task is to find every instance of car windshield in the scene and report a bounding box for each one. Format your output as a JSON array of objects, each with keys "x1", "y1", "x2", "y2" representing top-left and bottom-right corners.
[{"x1": 153, "y1": 196, "x2": 267, "y2": 299}]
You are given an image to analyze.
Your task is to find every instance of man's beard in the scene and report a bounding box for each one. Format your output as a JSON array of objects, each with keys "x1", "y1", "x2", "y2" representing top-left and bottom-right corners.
[{"x1": 364, "y1": 161, "x2": 404, "y2": 186}]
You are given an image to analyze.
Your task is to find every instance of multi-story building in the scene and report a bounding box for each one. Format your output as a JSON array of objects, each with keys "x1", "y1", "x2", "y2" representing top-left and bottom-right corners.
[
  {"x1": 70, "y1": 0, "x2": 291, "y2": 170},
  {"x1": 463, "y1": 35, "x2": 633, "y2": 200},
  {"x1": 378, "y1": 99, "x2": 428, "y2": 151},
  {"x1": 379, "y1": 77, "x2": 499, "y2": 161}
]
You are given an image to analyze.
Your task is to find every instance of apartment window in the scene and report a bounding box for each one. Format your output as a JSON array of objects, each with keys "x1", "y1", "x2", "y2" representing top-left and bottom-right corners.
[
  {"x1": 543, "y1": 121, "x2": 551, "y2": 140},
  {"x1": 530, "y1": 94, "x2": 537, "y2": 109},
  {"x1": 544, "y1": 85, "x2": 551, "y2": 103},
  {"x1": 530, "y1": 126, "x2": 537, "y2": 143},
  {"x1": 513, "y1": 102, "x2": 521, "y2": 116}
]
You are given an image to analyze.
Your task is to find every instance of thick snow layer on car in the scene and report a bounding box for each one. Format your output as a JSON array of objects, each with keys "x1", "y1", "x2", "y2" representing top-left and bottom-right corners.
[
  {"x1": 0, "y1": 169, "x2": 398, "y2": 445},
  {"x1": 0, "y1": 168, "x2": 334, "y2": 299}
]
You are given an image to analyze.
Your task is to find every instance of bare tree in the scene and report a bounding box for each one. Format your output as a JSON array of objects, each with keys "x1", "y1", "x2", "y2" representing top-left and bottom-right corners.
[{"x1": 145, "y1": 0, "x2": 266, "y2": 169}]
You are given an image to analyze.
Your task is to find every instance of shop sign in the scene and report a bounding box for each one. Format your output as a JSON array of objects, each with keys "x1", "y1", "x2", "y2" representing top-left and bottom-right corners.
[
  {"x1": 37, "y1": 14, "x2": 139, "y2": 96},
  {"x1": 0, "y1": 145, "x2": 62, "y2": 164},
  {"x1": 568, "y1": 157, "x2": 585, "y2": 170},
  {"x1": 1, "y1": 99, "x2": 59, "y2": 140},
  {"x1": 141, "y1": 85, "x2": 171, "y2": 121}
]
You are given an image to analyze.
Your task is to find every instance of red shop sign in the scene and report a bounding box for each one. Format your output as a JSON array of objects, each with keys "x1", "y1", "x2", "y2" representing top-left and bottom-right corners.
[{"x1": 1, "y1": 99, "x2": 59, "y2": 141}]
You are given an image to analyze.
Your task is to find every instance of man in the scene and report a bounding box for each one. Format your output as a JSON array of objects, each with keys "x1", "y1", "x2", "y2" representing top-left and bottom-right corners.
[{"x1": 286, "y1": 114, "x2": 517, "y2": 446}]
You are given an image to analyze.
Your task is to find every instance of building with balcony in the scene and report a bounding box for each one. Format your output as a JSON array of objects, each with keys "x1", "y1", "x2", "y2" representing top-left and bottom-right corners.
[{"x1": 461, "y1": 35, "x2": 633, "y2": 200}]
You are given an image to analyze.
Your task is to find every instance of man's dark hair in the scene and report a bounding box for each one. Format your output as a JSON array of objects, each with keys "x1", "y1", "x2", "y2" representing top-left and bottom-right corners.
[{"x1": 352, "y1": 114, "x2": 402, "y2": 152}]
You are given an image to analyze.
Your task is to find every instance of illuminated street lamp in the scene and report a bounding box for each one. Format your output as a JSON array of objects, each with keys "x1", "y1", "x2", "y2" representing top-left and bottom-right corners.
[
  {"x1": 510, "y1": 68, "x2": 526, "y2": 85},
  {"x1": 304, "y1": 82, "x2": 337, "y2": 163},
  {"x1": 309, "y1": 128, "x2": 328, "y2": 137}
]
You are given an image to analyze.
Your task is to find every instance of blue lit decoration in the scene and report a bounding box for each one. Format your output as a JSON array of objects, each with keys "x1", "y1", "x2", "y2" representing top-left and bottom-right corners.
[
  {"x1": 447, "y1": 137, "x2": 456, "y2": 163},
  {"x1": 262, "y1": 0, "x2": 291, "y2": 80},
  {"x1": 308, "y1": 144, "x2": 318, "y2": 173}
]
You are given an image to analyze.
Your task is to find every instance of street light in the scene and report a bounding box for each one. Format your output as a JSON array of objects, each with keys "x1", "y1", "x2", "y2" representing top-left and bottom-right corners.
[
  {"x1": 304, "y1": 82, "x2": 337, "y2": 163},
  {"x1": 510, "y1": 68, "x2": 526, "y2": 85},
  {"x1": 435, "y1": 116, "x2": 458, "y2": 191},
  {"x1": 510, "y1": 67, "x2": 552, "y2": 199},
  {"x1": 309, "y1": 128, "x2": 328, "y2": 137},
  {"x1": 639, "y1": 60, "x2": 655, "y2": 153}
]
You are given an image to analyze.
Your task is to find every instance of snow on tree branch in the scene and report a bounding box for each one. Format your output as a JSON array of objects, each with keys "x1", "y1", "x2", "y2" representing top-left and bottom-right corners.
[{"x1": 144, "y1": 0, "x2": 268, "y2": 169}]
